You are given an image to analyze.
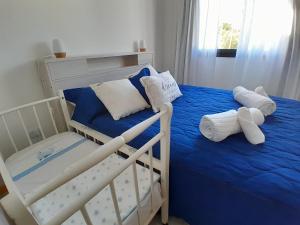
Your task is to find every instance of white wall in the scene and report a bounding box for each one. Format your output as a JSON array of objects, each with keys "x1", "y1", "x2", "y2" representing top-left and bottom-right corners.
[{"x1": 0, "y1": 0, "x2": 159, "y2": 111}]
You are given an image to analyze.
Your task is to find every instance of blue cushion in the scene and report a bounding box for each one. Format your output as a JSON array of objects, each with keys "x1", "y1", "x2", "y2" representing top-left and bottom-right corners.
[
  {"x1": 129, "y1": 67, "x2": 150, "y2": 103},
  {"x1": 63, "y1": 88, "x2": 84, "y2": 104},
  {"x1": 72, "y1": 87, "x2": 107, "y2": 125}
]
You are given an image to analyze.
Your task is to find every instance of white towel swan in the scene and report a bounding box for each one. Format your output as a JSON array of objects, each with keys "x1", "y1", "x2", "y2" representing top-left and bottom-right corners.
[
  {"x1": 238, "y1": 107, "x2": 265, "y2": 145},
  {"x1": 233, "y1": 86, "x2": 276, "y2": 116},
  {"x1": 200, "y1": 108, "x2": 264, "y2": 142}
]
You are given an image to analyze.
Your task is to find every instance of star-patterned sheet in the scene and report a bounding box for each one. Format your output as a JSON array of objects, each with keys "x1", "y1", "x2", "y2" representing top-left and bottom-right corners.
[{"x1": 6, "y1": 132, "x2": 162, "y2": 225}]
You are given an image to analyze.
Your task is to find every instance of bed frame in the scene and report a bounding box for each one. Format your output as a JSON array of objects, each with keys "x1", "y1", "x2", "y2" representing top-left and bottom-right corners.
[
  {"x1": 38, "y1": 52, "x2": 167, "y2": 183},
  {"x1": 0, "y1": 93, "x2": 172, "y2": 225}
]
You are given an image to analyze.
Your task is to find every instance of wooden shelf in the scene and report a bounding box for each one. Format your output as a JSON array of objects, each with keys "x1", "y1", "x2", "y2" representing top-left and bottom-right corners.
[{"x1": 43, "y1": 51, "x2": 153, "y2": 63}]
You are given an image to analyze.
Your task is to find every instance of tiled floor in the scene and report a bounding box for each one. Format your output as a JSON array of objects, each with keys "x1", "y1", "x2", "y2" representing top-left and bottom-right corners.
[{"x1": 150, "y1": 215, "x2": 189, "y2": 225}]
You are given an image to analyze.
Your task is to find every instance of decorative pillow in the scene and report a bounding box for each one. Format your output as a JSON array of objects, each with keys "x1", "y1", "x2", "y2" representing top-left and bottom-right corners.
[
  {"x1": 91, "y1": 79, "x2": 149, "y2": 120},
  {"x1": 63, "y1": 87, "x2": 84, "y2": 104},
  {"x1": 129, "y1": 67, "x2": 150, "y2": 103},
  {"x1": 146, "y1": 64, "x2": 160, "y2": 76},
  {"x1": 140, "y1": 71, "x2": 182, "y2": 112},
  {"x1": 72, "y1": 87, "x2": 107, "y2": 125}
]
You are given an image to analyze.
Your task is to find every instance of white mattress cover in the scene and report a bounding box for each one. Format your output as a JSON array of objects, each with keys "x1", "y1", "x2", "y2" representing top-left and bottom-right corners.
[{"x1": 5, "y1": 132, "x2": 162, "y2": 225}]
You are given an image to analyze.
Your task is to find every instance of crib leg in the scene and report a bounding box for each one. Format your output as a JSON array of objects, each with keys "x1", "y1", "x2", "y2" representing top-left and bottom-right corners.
[{"x1": 161, "y1": 200, "x2": 169, "y2": 225}]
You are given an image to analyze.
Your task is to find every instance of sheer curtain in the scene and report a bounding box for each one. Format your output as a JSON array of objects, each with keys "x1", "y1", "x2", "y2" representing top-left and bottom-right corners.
[
  {"x1": 175, "y1": 0, "x2": 298, "y2": 98},
  {"x1": 187, "y1": 0, "x2": 221, "y2": 86},
  {"x1": 175, "y1": 0, "x2": 222, "y2": 86},
  {"x1": 281, "y1": 0, "x2": 300, "y2": 99},
  {"x1": 233, "y1": 0, "x2": 294, "y2": 96}
]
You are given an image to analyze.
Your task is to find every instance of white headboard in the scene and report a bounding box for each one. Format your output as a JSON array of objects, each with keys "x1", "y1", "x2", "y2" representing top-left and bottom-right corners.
[{"x1": 38, "y1": 52, "x2": 153, "y2": 97}]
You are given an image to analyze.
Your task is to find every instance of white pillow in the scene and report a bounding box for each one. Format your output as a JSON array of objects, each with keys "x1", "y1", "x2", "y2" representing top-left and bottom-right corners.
[
  {"x1": 147, "y1": 64, "x2": 160, "y2": 76},
  {"x1": 91, "y1": 79, "x2": 149, "y2": 120},
  {"x1": 140, "y1": 71, "x2": 182, "y2": 112}
]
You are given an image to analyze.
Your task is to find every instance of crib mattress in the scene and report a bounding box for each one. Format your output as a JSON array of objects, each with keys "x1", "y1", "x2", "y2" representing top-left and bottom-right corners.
[{"x1": 6, "y1": 132, "x2": 161, "y2": 225}]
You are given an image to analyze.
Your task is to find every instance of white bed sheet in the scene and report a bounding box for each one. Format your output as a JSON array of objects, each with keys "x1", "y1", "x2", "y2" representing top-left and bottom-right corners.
[{"x1": 5, "y1": 132, "x2": 162, "y2": 225}]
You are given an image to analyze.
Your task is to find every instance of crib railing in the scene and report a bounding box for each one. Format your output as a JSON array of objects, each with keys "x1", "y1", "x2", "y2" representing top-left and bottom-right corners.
[
  {"x1": 0, "y1": 94, "x2": 172, "y2": 225},
  {"x1": 0, "y1": 96, "x2": 61, "y2": 153},
  {"x1": 43, "y1": 104, "x2": 171, "y2": 225}
]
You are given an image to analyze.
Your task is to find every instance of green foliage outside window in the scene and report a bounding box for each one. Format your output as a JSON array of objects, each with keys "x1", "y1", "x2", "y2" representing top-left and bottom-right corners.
[{"x1": 218, "y1": 23, "x2": 240, "y2": 49}]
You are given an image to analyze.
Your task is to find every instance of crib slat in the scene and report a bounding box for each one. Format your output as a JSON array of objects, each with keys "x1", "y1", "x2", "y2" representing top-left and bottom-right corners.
[
  {"x1": 46, "y1": 102, "x2": 58, "y2": 134},
  {"x1": 32, "y1": 106, "x2": 46, "y2": 139},
  {"x1": 132, "y1": 163, "x2": 141, "y2": 224},
  {"x1": 17, "y1": 110, "x2": 32, "y2": 145},
  {"x1": 149, "y1": 147, "x2": 154, "y2": 212},
  {"x1": 110, "y1": 181, "x2": 123, "y2": 225},
  {"x1": 80, "y1": 205, "x2": 93, "y2": 225},
  {"x1": 1, "y1": 115, "x2": 18, "y2": 152}
]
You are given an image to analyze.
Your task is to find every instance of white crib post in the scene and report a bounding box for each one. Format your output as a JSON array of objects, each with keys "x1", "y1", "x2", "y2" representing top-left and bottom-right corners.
[
  {"x1": 32, "y1": 106, "x2": 46, "y2": 140},
  {"x1": 1, "y1": 116, "x2": 18, "y2": 152},
  {"x1": 58, "y1": 90, "x2": 71, "y2": 130},
  {"x1": 80, "y1": 206, "x2": 93, "y2": 225},
  {"x1": 132, "y1": 162, "x2": 141, "y2": 224},
  {"x1": 46, "y1": 102, "x2": 59, "y2": 134},
  {"x1": 149, "y1": 147, "x2": 154, "y2": 213},
  {"x1": 109, "y1": 181, "x2": 123, "y2": 225},
  {"x1": 160, "y1": 103, "x2": 173, "y2": 225},
  {"x1": 17, "y1": 110, "x2": 32, "y2": 145}
]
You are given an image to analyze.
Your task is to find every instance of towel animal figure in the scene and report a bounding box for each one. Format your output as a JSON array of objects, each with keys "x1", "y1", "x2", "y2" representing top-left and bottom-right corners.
[
  {"x1": 233, "y1": 86, "x2": 276, "y2": 116},
  {"x1": 200, "y1": 108, "x2": 264, "y2": 142},
  {"x1": 238, "y1": 107, "x2": 265, "y2": 144}
]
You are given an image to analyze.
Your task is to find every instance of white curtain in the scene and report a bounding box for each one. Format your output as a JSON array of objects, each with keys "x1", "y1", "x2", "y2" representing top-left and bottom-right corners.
[
  {"x1": 281, "y1": 0, "x2": 300, "y2": 99},
  {"x1": 175, "y1": 0, "x2": 298, "y2": 99},
  {"x1": 233, "y1": 0, "x2": 294, "y2": 96},
  {"x1": 178, "y1": 0, "x2": 221, "y2": 86}
]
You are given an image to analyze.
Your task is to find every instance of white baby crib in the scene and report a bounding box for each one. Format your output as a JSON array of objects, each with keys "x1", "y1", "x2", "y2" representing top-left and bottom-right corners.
[{"x1": 0, "y1": 91, "x2": 172, "y2": 225}]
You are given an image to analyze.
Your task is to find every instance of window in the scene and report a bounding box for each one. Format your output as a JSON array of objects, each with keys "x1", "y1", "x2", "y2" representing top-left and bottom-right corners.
[
  {"x1": 217, "y1": 0, "x2": 244, "y2": 57},
  {"x1": 197, "y1": 0, "x2": 293, "y2": 58}
]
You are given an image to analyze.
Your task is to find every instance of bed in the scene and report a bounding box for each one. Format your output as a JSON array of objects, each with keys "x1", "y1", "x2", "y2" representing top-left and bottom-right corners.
[
  {"x1": 66, "y1": 84, "x2": 300, "y2": 225},
  {"x1": 0, "y1": 94, "x2": 172, "y2": 225}
]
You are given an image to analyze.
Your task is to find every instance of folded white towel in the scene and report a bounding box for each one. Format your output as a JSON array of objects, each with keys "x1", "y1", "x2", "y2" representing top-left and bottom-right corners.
[
  {"x1": 200, "y1": 108, "x2": 264, "y2": 142},
  {"x1": 233, "y1": 86, "x2": 276, "y2": 116},
  {"x1": 255, "y1": 86, "x2": 268, "y2": 97},
  {"x1": 238, "y1": 107, "x2": 265, "y2": 145}
]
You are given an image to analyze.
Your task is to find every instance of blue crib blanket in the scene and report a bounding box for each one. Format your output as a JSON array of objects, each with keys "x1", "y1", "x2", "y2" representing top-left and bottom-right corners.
[{"x1": 83, "y1": 85, "x2": 300, "y2": 225}]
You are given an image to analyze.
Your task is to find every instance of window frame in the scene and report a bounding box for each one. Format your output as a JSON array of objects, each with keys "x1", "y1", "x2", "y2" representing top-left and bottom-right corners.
[{"x1": 216, "y1": 49, "x2": 237, "y2": 57}]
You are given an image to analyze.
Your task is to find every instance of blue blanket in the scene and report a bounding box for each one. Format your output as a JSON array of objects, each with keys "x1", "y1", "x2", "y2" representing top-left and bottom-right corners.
[{"x1": 86, "y1": 85, "x2": 300, "y2": 225}]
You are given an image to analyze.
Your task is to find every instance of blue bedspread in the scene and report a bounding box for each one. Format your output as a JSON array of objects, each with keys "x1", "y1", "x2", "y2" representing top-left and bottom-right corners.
[{"x1": 87, "y1": 85, "x2": 300, "y2": 225}]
